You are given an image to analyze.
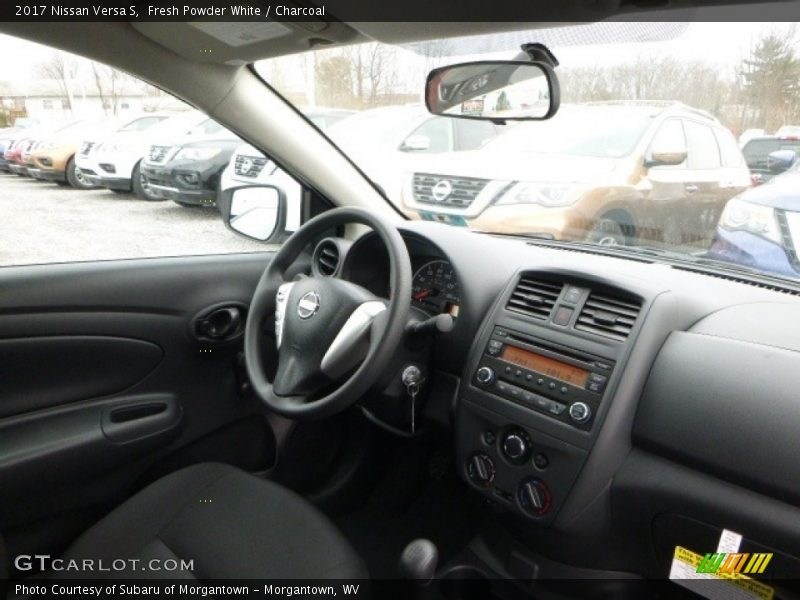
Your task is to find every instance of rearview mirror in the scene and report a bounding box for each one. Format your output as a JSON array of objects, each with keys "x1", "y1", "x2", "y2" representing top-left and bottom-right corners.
[
  {"x1": 425, "y1": 61, "x2": 559, "y2": 121},
  {"x1": 218, "y1": 185, "x2": 288, "y2": 243},
  {"x1": 767, "y1": 149, "x2": 797, "y2": 173}
]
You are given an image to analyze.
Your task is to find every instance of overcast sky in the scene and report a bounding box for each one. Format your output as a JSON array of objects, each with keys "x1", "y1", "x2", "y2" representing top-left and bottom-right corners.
[{"x1": 0, "y1": 21, "x2": 794, "y2": 84}]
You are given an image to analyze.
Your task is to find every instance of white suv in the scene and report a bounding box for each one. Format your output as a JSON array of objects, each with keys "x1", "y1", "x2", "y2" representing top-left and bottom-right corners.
[{"x1": 76, "y1": 111, "x2": 211, "y2": 200}]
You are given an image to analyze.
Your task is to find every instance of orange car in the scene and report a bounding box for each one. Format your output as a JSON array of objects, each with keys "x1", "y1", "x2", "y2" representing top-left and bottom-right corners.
[{"x1": 28, "y1": 117, "x2": 142, "y2": 189}]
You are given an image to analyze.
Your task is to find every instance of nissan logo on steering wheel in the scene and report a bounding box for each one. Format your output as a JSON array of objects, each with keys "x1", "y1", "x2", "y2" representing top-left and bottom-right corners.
[{"x1": 297, "y1": 291, "x2": 321, "y2": 319}]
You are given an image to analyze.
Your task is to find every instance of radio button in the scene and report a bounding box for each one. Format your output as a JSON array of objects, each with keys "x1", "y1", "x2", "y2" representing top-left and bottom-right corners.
[
  {"x1": 587, "y1": 380, "x2": 606, "y2": 393},
  {"x1": 486, "y1": 340, "x2": 503, "y2": 356},
  {"x1": 548, "y1": 382, "x2": 556, "y2": 391},
  {"x1": 569, "y1": 402, "x2": 592, "y2": 424},
  {"x1": 588, "y1": 373, "x2": 607, "y2": 384},
  {"x1": 548, "y1": 402, "x2": 566, "y2": 416},
  {"x1": 532, "y1": 396, "x2": 549, "y2": 411}
]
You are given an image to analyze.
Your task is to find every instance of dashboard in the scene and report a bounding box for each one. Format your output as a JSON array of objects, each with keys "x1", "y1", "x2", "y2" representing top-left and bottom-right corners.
[
  {"x1": 312, "y1": 220, "x2": 800, "y2": 582},
  {"x1": 335, "y1": 233, "x2": 461, "y2": 317}
]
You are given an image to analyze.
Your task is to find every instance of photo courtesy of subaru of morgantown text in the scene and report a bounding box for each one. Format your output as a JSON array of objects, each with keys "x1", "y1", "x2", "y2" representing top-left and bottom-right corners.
[{"x1": 2, "y1": 2, "x2": 800, "y2": 600}]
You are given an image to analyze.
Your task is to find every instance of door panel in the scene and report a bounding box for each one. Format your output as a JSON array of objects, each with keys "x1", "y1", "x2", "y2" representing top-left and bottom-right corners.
[
  {"x1": 0, "y1": 252, "x2": 274, "y2": 550},
  {"x1": 0, "y1": 336, "x2": 163, "y2": 418}
]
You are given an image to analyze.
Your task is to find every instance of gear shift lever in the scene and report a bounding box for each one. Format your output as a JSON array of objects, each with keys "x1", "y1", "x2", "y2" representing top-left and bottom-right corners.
[{"x1": 400, "y1": 539, "x2": 439, "y2": 585}]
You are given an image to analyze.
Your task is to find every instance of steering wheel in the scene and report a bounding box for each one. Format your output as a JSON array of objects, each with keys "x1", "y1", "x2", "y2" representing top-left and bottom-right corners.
[{"x1": 244, "y1": 207, "x2": 411, "y2": 419}]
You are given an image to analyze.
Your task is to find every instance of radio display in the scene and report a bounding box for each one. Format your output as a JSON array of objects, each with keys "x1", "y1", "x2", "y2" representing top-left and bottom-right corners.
[{"x1": 501, "y1": 346, "x2": 589, "y2": 387}]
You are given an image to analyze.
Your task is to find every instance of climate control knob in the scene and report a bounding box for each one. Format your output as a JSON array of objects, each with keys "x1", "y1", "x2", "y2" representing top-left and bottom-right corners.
[
  {"x1": 518, "y1": 478, "x2": 552, "y2": 516},
  {"x1": 475, "y1": 366, "x2": 495, "y2": 386},
  {"x1": 502, "y1": 431, "x2": 530, "y2": 463},
  {"x1": 568, "y1": 402, "x2": 592, "y2": 424},
  {"x1": 466, "y1": 453, "x2": 495, "y2": 488}
]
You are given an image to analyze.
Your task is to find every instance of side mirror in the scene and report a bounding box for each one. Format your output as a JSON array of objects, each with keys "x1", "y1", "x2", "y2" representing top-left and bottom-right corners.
[
  {"x1": 647, "y1": 147, "x2": 688, "y2": 167},
  {"x1": 218, "y1": 185, "x2": 288, "y2": 243},
  {"x1": 425, "y1": 61, "x2": 559, "y2": 121},
  {"x1": 400, "y1": 134, "x2": 431, "y2": 152},
  {"x1": 767, "y1": 149, "x2": 797, "y2": 173}
]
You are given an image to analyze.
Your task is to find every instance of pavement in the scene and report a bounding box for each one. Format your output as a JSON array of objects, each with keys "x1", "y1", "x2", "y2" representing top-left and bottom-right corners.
[{"x1": 0, "y1": 173, "x2": 268, "y2": 267}]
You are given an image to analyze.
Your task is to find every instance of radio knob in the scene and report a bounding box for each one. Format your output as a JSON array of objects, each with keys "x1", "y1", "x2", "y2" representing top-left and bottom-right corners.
[
  {"x1": 502, "y1": 433, "x2": 529, "y2": 461},
  {"x1": 568, "y1": 402, "x2": 592, "y2": 424},
  {"x1": 475, "y1": 366, "x2": 495, "y2": 385}
]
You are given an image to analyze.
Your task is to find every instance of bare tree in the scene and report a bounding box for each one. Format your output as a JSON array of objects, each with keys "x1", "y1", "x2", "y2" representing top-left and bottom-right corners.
[
  {"x1": 90, "y1": 62, "x2": 141, "y2": 116},
  {"x1": 35, "y1": 52, "x2": 79, "y2": 112},
  {"x1": 344, "y1": 43, "x2": 402, "y2": 108}
]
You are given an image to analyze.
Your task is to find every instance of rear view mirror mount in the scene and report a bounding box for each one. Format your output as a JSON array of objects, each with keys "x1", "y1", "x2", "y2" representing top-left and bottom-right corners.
[{"x1": 425, "y1": 56, "x2": 560, "y2": 124}]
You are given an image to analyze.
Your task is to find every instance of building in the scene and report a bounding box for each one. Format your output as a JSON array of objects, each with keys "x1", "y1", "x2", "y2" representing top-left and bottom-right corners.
[{"x1": 0, "y1": 79, "x2": 188, "y2": 125}]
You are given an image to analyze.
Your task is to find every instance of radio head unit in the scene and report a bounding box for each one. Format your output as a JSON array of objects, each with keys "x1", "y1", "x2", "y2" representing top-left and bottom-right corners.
[{"x1": 473, "y1": 327, "x2": 614, "y2": 430}]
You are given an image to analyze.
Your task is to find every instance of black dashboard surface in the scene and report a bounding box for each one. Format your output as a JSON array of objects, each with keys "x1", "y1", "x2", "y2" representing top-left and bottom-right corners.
[{"x1": 329, "y1": 220, "x2": 800, "y2": 577}]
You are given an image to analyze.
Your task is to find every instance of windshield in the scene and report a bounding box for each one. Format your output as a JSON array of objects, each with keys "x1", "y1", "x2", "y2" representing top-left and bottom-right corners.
[
  {"x1": 325, "y1": 108, "x2": 422, "y2": 154},
  {"x1": 483, "y1": 108, "x2": 654, "y2": 158},
  {"x1": 255, "y1": 22, "x2": 800, "y2": 284}
]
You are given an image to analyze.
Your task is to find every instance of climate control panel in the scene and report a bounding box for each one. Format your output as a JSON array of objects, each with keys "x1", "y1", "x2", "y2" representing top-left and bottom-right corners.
[{"x1": 458, "y1": 408, "x2": 588, "y2": 523}]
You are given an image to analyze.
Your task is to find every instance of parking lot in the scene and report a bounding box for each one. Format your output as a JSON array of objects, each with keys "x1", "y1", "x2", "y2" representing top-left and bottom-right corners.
[{"x1": 0, "y1": 173, "x2": 267, "y2": 267}]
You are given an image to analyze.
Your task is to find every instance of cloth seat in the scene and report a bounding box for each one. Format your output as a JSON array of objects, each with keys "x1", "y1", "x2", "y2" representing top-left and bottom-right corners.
[{"x1": 57, "y1": 462, "x2": 367, "y2": 580}]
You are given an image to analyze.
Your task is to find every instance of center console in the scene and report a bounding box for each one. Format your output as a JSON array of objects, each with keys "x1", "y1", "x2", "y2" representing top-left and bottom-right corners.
[{"x1": 457, "y1": 271, "x2": 641, "y2": 524}]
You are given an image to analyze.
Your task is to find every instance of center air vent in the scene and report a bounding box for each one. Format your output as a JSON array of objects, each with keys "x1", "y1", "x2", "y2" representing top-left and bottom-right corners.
[
  {"x1": 575, "y1": 293, "x2": 641, "y2": 341},
  {"x1": 314, "y1": 240, "x2": 340, "y2": 276},
  {"x1": 506, "y1": 276, "x2": 562, "y2": 320}
]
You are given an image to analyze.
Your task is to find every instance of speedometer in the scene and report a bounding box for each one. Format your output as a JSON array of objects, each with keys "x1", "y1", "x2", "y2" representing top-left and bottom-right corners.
[{"x1": 411, "y1": 260, "x2": 461, "y2": 317}]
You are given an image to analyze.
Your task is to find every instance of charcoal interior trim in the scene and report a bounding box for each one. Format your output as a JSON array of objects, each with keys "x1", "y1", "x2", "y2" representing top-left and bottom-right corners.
[{"x1": 0, "y1": 335, "x2": 163, "y2": 418}]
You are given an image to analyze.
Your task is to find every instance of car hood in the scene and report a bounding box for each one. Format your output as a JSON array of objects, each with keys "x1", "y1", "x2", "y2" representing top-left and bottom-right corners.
[
  {"x1": 101, "y1": 130, "x2": 158, "y2": 149},
  {"x1": 408, "y1": 150, "x2": 623, "y2": 184},
  {"x1": 736, "y1": 173, "x2": 800, "y2": 211}
]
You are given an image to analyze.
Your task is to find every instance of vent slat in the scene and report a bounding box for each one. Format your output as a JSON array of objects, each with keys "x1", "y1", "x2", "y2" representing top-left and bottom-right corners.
[
  {"x1": 575, "y1": 292, "x2": 640, "y2": 341},
  {"x1": 506, "y1": 276, "x2": 563, "y2": 320},
  {"x1": 315, "y1": 241, "x2": 339, "y2": 276}
]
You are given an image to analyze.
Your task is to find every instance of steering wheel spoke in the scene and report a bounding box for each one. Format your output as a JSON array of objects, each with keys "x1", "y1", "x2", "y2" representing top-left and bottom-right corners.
[
  {"x1": 274, "y1": 281, "x2": 296, "y2": 348},
  {"x1": 321, "y1": 301, "x2": 386, "y2": 379}
]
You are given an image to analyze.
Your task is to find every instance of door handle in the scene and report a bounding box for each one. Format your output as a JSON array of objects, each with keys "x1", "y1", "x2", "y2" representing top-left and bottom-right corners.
[
  {"x1": 196, "y1": 306, "x2": 242, "y2": 340},
  {"x1": 685, "y1": 184, "x2": 699, "y2": 194}
]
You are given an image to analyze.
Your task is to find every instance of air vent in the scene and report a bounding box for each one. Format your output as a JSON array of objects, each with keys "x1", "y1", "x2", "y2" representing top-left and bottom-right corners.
[
  {"x1": 506, "y1": 276, "x2": 562, "y2": 320},
  {"x1": 315, "y1": 241, "x2": 340, "y2": 276},
  {"x1": 576, "y1": 293, "x2": 641, "y2": 341}
]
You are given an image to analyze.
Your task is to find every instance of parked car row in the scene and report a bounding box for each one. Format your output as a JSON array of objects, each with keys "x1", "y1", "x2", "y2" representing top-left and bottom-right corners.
[{"x1": 4, "y1": 102, "x2": 798, "y2": 281}]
